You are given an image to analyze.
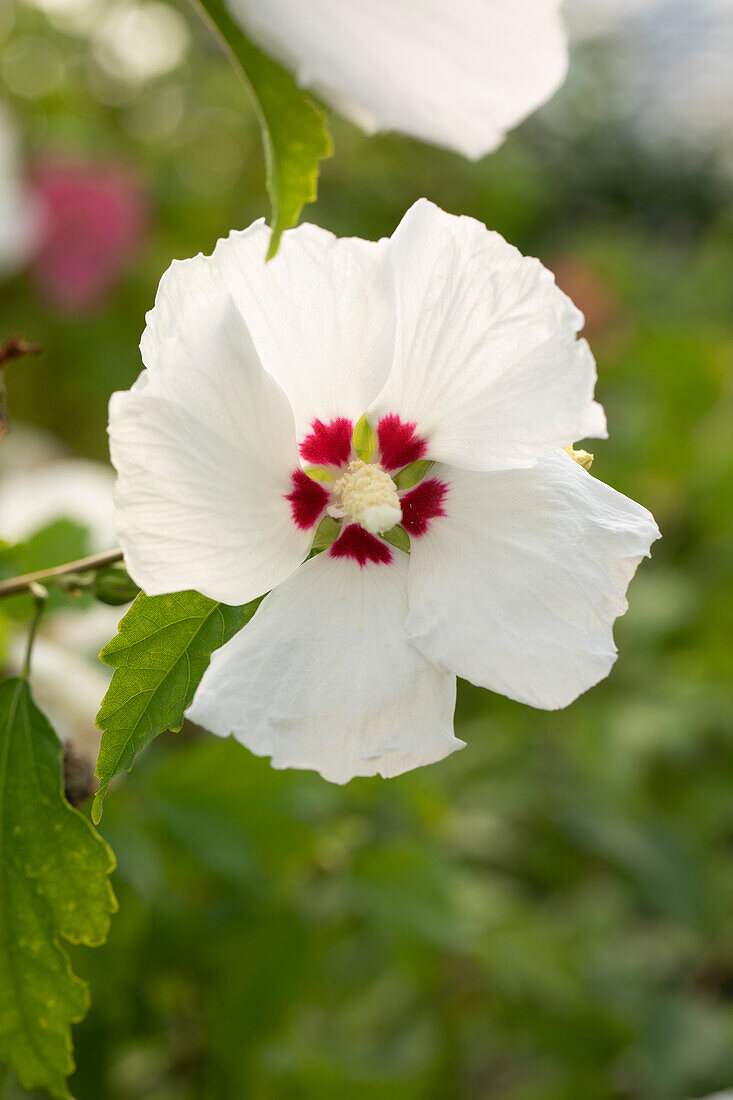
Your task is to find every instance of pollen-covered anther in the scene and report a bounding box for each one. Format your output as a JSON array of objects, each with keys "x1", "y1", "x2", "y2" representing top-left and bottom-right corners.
[
  {"x1": 563, "y1": 443, "x2": 594, "y2": 471},
  {"x1": 330, "y1": 459, "x2": 402, "y2": 536}
]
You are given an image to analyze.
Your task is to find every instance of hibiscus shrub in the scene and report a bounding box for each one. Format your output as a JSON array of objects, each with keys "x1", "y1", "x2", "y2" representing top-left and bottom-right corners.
[{"x1": 1, "y1": 1, "x2": 733, "y2": 1099}]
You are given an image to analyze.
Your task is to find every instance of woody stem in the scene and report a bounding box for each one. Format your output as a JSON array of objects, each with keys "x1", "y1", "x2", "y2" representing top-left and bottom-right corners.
[{"x1": 0, "y1": 548, "x2": 124, "y2": 600}]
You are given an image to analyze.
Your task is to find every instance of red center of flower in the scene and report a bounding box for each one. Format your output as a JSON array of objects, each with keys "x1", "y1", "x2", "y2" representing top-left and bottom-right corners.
[{"x1": 286, "y1": 413, "x2": 447, "y2": 565}]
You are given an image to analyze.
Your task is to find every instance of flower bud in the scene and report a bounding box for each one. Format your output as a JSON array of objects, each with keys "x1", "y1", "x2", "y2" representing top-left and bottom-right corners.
[{"x1": 93, "y1": 565, "x2": 139, "y2": 606}]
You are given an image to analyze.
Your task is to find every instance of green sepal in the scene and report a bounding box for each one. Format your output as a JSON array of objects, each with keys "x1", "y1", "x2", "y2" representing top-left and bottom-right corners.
[
  {"x1": 381, "y1": 525, "x2": 411, "y2": 555},
  {"x1": 303, "y1": 466, "x2": 336, "y2": 483},
  {"x1": 393, "y1": 460, "x2": 434, "y2": 491},
  {"x1": 311, "y1": 514, "x2": 341, "y2": 552},
  {"x1": 353, "y1": 415, "x2": 376, "y2": 463}
]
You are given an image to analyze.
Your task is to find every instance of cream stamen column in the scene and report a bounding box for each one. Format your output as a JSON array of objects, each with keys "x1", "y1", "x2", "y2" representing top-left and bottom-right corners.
[{"x1": 329, "y1": 460, "x2": 402, "y2": 535}]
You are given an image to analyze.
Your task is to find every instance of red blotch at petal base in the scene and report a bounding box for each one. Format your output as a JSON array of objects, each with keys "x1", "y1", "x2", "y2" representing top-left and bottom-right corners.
[
  {"x1": 286, "y1": 469, "x2": 329, "y2": 530},
  {"x1": 300, "y1": 418, "x2": 353, "y2": 467},
  {"x1": 400, "y1": 480, "x2": 448, "y2": 538},
  {"x1": 377, "y1": 414, "x2": 427, "y2": 471},
  {"x1": 329, "y1": 524, "x2": 392, "y2": 566}
]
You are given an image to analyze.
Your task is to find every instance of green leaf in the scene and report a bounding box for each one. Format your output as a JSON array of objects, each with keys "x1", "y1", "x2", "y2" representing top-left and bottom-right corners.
[
  {"x1": 191, "y1": 0, "x2": 332, "y2": 256},
  {"x1": 352, "y1": 415, "x2": 376, "y2": 463},
  {"x1": 0, "y1": 678, "x2": 116, "y2": 1099},
  {"x1": 393, "y1": 460, "x2": 435, "y2": 491},
  {"x1": 380, "y1": 525, "x2": 411, "y2": 555},
  {"x1": 93, "y1": 590, "x2": 259, "y2": 824}
]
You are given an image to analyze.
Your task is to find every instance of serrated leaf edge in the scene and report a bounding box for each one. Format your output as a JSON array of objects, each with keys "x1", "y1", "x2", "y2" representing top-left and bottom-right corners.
[
  {"x1": 0, "y1": 678, "x2": 117, "y2": 1099},
  {"x1": 92, "y1": 601, "x2": 231, "y2": 823}
]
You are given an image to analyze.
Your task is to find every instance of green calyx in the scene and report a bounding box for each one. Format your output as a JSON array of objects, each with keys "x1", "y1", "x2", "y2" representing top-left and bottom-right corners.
[
  {"x1": 393, "y1": 460, "x2": 434, "y2": 491},
  {"x1": 352, "y1": 415, "x2": 376, "y2": 463},
  {"x1": 380, "y1": 525, "x2": 411, "y2": 555},
  {"x1": 303, "y1": 466, "x2": 336, "y2": 483},
  {"x1": 311, "y1": 514, "x2": 342, "y2": 552}
]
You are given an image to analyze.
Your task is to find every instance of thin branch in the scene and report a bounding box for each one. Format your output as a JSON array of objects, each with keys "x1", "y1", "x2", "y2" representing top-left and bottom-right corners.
[
  {"x1": 22, "y1": 584, "x2": 48, "y2": 677},
  {"x1": 0, "y1": 548, "x2": 124, "y2": 599},
  {"x1": 1, "y1": 334, "x2": 42, "y2": 443},
  {"x1": 0, "y1": 333, "x2": 42, "y2": 366}
]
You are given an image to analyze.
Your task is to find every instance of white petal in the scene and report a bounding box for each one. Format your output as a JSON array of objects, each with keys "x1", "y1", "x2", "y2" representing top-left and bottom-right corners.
[
  {"x1": 188, "y1": 551, "x2": 461, "y2": 783},
  {"x1": 0, "y1": 459, "x2": 116, "y2": 551},
  {"x1": 110, "y1": 294, "x2": 311, "y2": 604},
  {"x1": 223, "y1": 0, "x2": 568, "y2": 158},
  {"x1": 370, "y1": 200, "x2": 607, "y2": 472},
  {"x1": 141, "y1": 220, "x2": 393, "y2": 440},
  {"x1": 405, "y1": 452, "x2": 660, "y2": 709}
]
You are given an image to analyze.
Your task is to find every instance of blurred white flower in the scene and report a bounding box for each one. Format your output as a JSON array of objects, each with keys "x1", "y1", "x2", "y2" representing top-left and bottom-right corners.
[
  {"x1": 109, "y1": 199, "x2": 659, "y2": 783},
  {"x1": 22, "y1": 0, "x2": 189, "y2": 78},
  {"x1": 563, "y1": 0, "x2": 733, "y2": 166},
  {"x1": 0, "y1": 423, "x2": 65, "y2": 473},
  {"x1": 0, "y1": 430, "x2": 122, "y2": 757},
  {"x1": 0, "y1": 104, "x2": 37, "y2": 276},
  {"x1": 92, "y1": 0, "x2": 189, "y2": 85},
  {"x1": 0, "y1": 455, "x2": 117, "y2": 551},
  {"x1": 222, "y1": 0, "x2": 568, "y2": 158},
  {"x1": 5, "y1": 634, "x2": 108, "y2": 759},
  {"x1": 23, "y1": 0, "x2": 107, "y2": 39},
  {"x1": 565, "y1": 0, "x2": 661, "y2": 40}
]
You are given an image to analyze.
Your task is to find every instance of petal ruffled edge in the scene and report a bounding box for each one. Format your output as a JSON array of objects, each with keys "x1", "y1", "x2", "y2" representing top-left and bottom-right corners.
[
  {"x1": 369, "y1": 200, "x2": 606, "y2": 475},
  {"x1": 188, "y1": 551, "x2": 462, "y2": 782},
  {"x1": 405, "y1": 451, "x2": 660, "y2": 709}
]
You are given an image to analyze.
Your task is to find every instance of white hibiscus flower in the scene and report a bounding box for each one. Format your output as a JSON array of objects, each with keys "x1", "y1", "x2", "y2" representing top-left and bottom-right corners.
[
  {"x1": 0, "y1": 104, "x2": 37, "y2": 276},
  {"x1": 223, "y1": 0, "x2": 569, "y2": 158},
  {"x1": 109, "y1": 199, "x2": 659, "y2": 783}
]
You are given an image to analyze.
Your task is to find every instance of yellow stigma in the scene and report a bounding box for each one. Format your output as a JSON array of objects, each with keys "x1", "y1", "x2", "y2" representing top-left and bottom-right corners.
[
  {"x1": 564, "y1": 443, "x2": 594, "y2": 471},
  {"x1": 331, "y1": 459, "x2": 402, "y2": 535}
]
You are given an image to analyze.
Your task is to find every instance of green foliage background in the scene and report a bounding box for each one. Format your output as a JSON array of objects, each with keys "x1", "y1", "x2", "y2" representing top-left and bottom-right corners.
[{"x1": 2, "y1": 1, "x2": 733, "y2": 1097}]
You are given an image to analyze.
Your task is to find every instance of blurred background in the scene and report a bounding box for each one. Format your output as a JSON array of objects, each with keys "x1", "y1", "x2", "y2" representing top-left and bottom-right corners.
[{"x1": 1, "y1": 0, "x2": 733, "y2": 1096}]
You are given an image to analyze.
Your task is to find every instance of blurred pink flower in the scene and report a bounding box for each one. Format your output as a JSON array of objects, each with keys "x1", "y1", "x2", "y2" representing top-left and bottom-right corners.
[
  {"x1": 550, "y1": 257, "x2": 619, "y2": 339},
  {"x1": 31, "y1": 158, "x2": 149, "y2": 313}
]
